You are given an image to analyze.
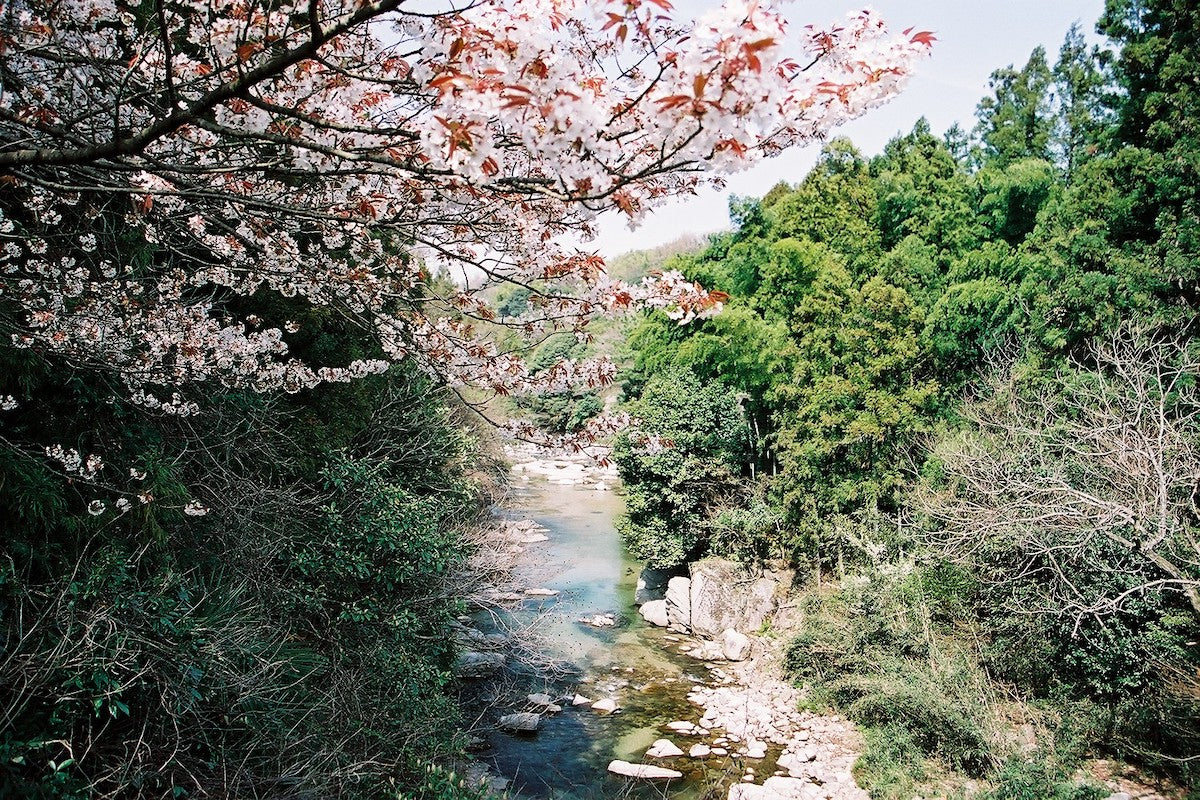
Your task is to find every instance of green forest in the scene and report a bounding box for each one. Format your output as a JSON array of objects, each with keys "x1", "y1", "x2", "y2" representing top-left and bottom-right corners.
[
  {"x1": 2, "y1": 0, "x2": 1198, "y2": 799},
  {"x1": 609, "y1": 4, "x2": 1200, "y2": 798}
]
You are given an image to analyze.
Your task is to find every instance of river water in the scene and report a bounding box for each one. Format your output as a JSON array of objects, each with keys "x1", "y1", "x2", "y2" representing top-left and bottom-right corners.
[{"x1": 468, "y1": 478, "x2": 739, "y2": 800}]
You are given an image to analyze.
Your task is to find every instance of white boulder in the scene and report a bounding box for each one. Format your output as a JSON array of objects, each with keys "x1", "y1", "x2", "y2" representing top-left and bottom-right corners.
[
  {"x1": 646, "y1": 739, "x2": 684, "y2": 758},
  {"x1": 639, "y1": 599, "x2": 669, "y2": 627},
  {"x1": 666, "y1": 576, "x2": 692, "y2": 632},
  {"x1": 721, "y1": 629, "x2": 753, "y2": 661},
  {"x1": 607, "y1": 761, "x2": 682, "y2": 780}
]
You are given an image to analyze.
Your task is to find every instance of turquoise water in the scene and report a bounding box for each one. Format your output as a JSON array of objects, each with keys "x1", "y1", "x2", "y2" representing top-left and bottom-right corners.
[{"x1": 469, "y1": 481, "x2": 738, "y2": 800}]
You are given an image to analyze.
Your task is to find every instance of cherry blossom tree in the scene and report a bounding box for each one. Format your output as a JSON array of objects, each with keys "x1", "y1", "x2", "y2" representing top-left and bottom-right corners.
[{"x1": 0, "y1": 0, "x2": 932, "y2": 441}]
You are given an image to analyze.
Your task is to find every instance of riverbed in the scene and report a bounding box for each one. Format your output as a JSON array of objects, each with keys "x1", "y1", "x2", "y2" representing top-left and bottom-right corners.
[{"x1": 470, "y1": 474, "x2": 739, "y2": 799}]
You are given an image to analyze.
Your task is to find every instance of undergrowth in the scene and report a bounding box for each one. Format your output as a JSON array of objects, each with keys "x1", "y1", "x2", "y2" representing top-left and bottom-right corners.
[{"x1": 784, "y1": 565, "x2": 1116, "y2": 799}]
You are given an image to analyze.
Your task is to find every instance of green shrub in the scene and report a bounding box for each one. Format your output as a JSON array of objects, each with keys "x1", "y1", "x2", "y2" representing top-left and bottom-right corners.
[
  {"x1": 0, "y1": 361, "x2": 488, "y2": 799},
  {"x1": 852, "y1": 724, "x2": 928, "y2": 800},
  {"x1": 785, "y1": 572, "x2": 1001, "y2": 793},
  {"x1": 614, "y1": 366, "x2": 749, "y2": 568},
  {"x1": 980, "y1": 757, "x2": 1106, "y2": 800},
  {"x1": 833, "y1": 673, "x2": 993, "y2": 775},
  {"x1": 399, "y1": 764, "x2": 501, "y2": 800}
]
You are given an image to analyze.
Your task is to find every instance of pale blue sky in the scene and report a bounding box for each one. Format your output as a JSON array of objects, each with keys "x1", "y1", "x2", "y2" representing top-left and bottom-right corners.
[{"x1": 594, "y1": 0, "x2": 1107, "y2": 257}]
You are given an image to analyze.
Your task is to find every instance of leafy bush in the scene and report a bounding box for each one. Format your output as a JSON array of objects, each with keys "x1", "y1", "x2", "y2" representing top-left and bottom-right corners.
[
  {"x1": 786, "y1": 571, "x2": 1001, "y2": 791},
  {"x1": 980, "y1": 758, "x2": 1106, "y2": 800},
  {"x1": 0, "y1": 362, "x2": 488, "y2": 799},
  {"x1": 831, "y1": 672, "x2": 993, "y2": 775},
  {"x1": 399, "y1": 764, "x2": 502, "y2": 800},
  {"x1": 852, "y1": 724, "x2": 928, "y2": 800}
]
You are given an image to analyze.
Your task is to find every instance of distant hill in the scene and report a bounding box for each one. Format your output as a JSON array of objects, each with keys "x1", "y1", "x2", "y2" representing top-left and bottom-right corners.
[{"x1": 604, "y1": 234, "x2": 708, "y2": 283}]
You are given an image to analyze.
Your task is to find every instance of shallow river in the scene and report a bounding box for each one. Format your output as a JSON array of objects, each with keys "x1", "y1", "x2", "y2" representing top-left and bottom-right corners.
[{"x1": 469, "y1": 479, "x2": 737, "y2": 800}]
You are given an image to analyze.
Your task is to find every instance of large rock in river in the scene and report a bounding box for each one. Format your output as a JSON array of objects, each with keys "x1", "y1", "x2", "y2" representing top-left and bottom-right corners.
[
  {"x1": 497, "y1": 712, "x2": 540, "y2": 733},
  {"x1": 688, "y1": 558, "x2": 792, "y2": 638},
  {"x1": 635, "y1": 567, "x2": 673, "y2": 605},
  {"x1": 665, "y1": 576, "x2": 692, "y2": 632},
  {"x1": 639, "y1": 599, "x2": 669, "y2": 627}
]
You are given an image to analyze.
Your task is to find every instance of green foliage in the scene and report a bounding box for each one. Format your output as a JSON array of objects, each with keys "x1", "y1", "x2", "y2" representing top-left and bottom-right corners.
[
  {"x1": 976, "y1": 158, "x2": 1058, "y2": 246},
  {"x1": 707, "y1": 499, "x2": 784, "y2": 563},
  {"x1": 767, "y1": 139, "x2": 881, "y2": 268},
  {"x1": 851, "y1": 724, "x2": 928, "y2": 800},
  {"x1": 399, "y1": 765, "x2": 502, "y2": 800},
  {"x1": 772, "y1": 270, "x2": 939, "y2": 542},
  {"x1": 975, "y1": 47, "x2": 1056, "y2": 167},
  {"x1": 1052, "y1": 22, "x2": 1112, "y2": 176},
  {"x1": 615, "y1": 5, "x2": 1200, "y2": 793},
  {"x1": 614, "y1": 366, "x2": 749, "y2": 567},
  {"x1": 513, "y1": 333, "x2": 603, "y2": 433},
  {"x1": 980, "y1": 758, "x2": 1106, "y2": 800},
  {"x1": 784, "y1": 571, "x2": 998, "y2": 785},
  {"x1": 924, "y1": 277, "x2": 1016, "y2": 380},
  {"x1": 494, "y1": 285, "x2": 532, "y2": 318},
  {"x1": 871, "y1": 120, "x2": 980, "y2": 254},
  {"x1": 0, "y1": 345, "x2": 487, "y2": 798}
]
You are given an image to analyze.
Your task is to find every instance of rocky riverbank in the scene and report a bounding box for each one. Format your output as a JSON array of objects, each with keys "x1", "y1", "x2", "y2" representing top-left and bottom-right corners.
[
  {"x1": 452, "y1": 446, "x2": 1174, "y2": 800},
  {"x1": 626, "y1": 620, "x2": 872, "y2": 800}
]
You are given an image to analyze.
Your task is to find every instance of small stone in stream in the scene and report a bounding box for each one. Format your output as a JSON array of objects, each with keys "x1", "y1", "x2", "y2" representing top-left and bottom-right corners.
[
  {"x1": 571, "y1": 694, "x2": 592, "y2": 706},
  {"x1": 524, "y1": 588, "x2": 559, "y2": 597},
  {"x1": 607, "y1": 761, "x2": 682, "y2": 780},
  {"x1": 742, "y1": 775, "x2": 755, "y2": 783},
  {"x1": 745, "y1": 740, "x2": 768, "y2": 759},
  {"x1": 689, "y1": 744, "x2": 711, "y2": 758},
  {"x1": 646, "y1": 739, "x2": 684, "y2": 758},
  {"x1": 666, "y1": 721, "x2": 696, "y2": 733},
  {"x1": 497, "y1": 712, "x2": 540, "y2": 733},
  {"x1": 712, "y1": 747, "x2": 728, "y2": 756},
  {"x1": 591, "y1": 698, "x2": 619, "y2": 713}
]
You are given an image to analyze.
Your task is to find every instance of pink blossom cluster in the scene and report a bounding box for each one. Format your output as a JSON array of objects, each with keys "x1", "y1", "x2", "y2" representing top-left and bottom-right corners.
[
  {"x1": 44, "y1": 444, "x2": 104, "y2": 479},
  {"x1": 0, "y1": 0, "x2": 931, "y2": 441}
]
